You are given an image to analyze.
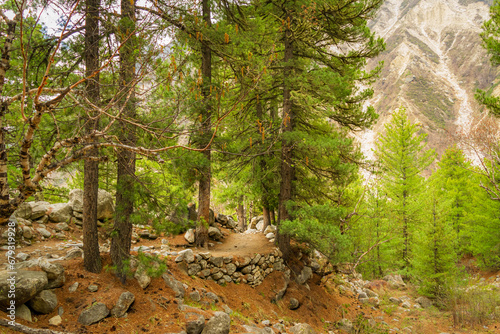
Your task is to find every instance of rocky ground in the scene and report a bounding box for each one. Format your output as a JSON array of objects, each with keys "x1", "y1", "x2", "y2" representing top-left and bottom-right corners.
[{"x1": 1, "y1": 198, "x2": 500, "y2": 333}]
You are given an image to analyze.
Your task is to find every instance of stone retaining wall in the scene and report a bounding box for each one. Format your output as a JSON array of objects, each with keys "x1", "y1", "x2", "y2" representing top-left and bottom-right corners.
[{"x1": 175, "y1": 248, "x2": 285, "y2": 287}]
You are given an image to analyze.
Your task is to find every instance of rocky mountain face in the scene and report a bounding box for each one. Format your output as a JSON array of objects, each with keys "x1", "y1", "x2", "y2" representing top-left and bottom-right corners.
[{"x1": 360, "y1": 0, "x2": 498, "y2": 158}]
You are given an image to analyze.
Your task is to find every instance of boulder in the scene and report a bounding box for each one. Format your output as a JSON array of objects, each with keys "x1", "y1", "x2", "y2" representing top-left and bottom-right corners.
[
  {"x1": 208, "y1": 227, "x2": 222, "y2": 241},
  {"x1": 416, "y1": 296, "x2": 433, "y2": 308},
  {"x1": 265, "y1": 233, "x2": 275, "y2": 239},
  {"x1": 78, "y1": 302, "x2": 109, "y2": 325},
  {"x1": 22, "y1": 226, "x2": 33, "y2": 239},
  {"x1": 66, "y1": 247, "x2": 83, "y2": 259},
  {"x1": 201, "y1": 312, "x2": 230, "y2": 334},
  {"x1": 14, "y1": 203, "x2": 32, "y2": 220},
  {"x1": 69, "y1": 189, "x2": 114, "y2": 220},
  {"x1": 205, "y1": 292, "x2": 219, "y2": 303},
  {"x1": 383, "y1": 274, "x2": 406, "y2": 289},
  {"x1": 36, "y1": 227, "x2": 52, "y2": 238},
  {"x1": 55, "y1": 222, "x2": 70, "y2": 232},
  {"x1": 256, "y1": 221, "x2": 264, "y2": 231},
  {"x1": 338, "y1": 318, "x2": 353, "y2": 333},
  {"x1": 28, "y1": 290, "x2": 58, "y2": 314},
  {"x1": 111, "y1": 291, "x2": 135, "y2": 317},
  {"x1": 249, "y1": 216, "x2": 263, "y2": 229},
  {"x1": 289, "y1": 298, "x2": 300, "y2": 310},
  {"x1": 263, "y1": 225, "x2": 276, "y2": 234},
  {"x1": 29, "y1": 202, "x2": 50, "y2": 220},
  {"x1": 296, "y1": 266, "x2": 313, "y2": 285},
  {"x1": 48, "y1": 203, "x2": 72, "y2": 223},
  {"x1": 186, "y1": 313, "x2": 205, "y2": 334},
  {"x1": 184, "y1": 229, "x2": 195, "y2": 244},
  {"x1": 162, "y1": 273, "x2": 185, "y2": 298},
  {"x1": 40, "y1": 261, "x2": 65, "y2": 289},
  {"x1": 176, "y1": 249, "x2": 195, "y2": 263},
  {"x1": 289, "y1": 323, "x2": 317, "y2": 334},
  {"x1": 189, "y1": 291, "x2": 201, "y2": 302},
  {"x1": 15, "y1": 304, "x2": 32, "y2": 322},
  {"x1": 134, "y1": 263, "x2": 151, "y2": 289},
  {"x1": 0, "y1": 270, "x2": 48, "y2": 310}
]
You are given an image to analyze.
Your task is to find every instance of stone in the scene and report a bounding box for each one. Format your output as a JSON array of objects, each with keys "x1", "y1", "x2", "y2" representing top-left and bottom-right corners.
[
  {"x1": 226, "y1": 263, "x2": 237, "y2": 275},
  {"x1": 41, "y1": 261, "x2": 65, "y2": 289},
  {"x1": 48, "y1": 203, "x2": 72, "y2": 223},
  {"x1": 241, "y1": 266, "x2": 252, "y2": 275},
  {"x1": 188, "y1": 263, "x2": 202, "y2": 276},
  {"x1": 185, "y1": 229, "x2": 195, "y2": 244},
  {"x1": 55, "y1": 223, "x2": 70, "y2": 232},
  {"x1": 111, "y1": 291, "x2": 135, "y2": 317},
  {"x1": 176, "y1": 249, "x2": 195, "y2": 264},
  {"x1": 265, "y1": 233, "x2": 275, "y2": 239},
  {"x1": 69, "y1": 189, "x2": 114, "y2": 220},
  {"x1": 163, "y1": 273, "x2": 185, "y2": 298},
  {"x1": 210, "y1": 256, "x2": 224, "y2": 267},
  {"x1": 416, "y1": 296, "x2": 433, "y2": 308},
  {"x1": 68, "y1": 282, "x2": 79, "y2": 292},
  {"x1": 37, "y1": 227, "x2": 52, "y2": 238},
  {"x1": 15, "y1": 304, "x2": 32, "y2": 322},
  {"x1": 16, "y1": 252, "x2": 29, "y2": 261},
  {"x1": 88, "y1": 285, "x2": 98, "y2": 292},
  {"x1": 206, "y1": 292, "x2": 219, "y2": 303},
  {"x1": 78, "y1": 302, "x2": 109, "y2": 326},
  {"x1": 37, "y1": 215, "x2": 49, "y2": 224},
  {"x1": 383, "y1": 274, "x2": 406, "y2": 289},
  {"x1": 208, "y1": 227, "x2": 223, "y2": 241},
  {"x1": 186, "y1": 313, "x2": 205, "y2": 334},
  {"x1": 29, "y1": 201, "x2": 50, "y2": 220},
  {"x1": 239, "y1": 257, "x2": 251, "y2": 267},
  {"x1": 28, "y1": 289, "x2": 58, "y2": 314},
  {"x1": 189, "y1": 291, "x2": 201, "y2": 302},
  {"x1": 263, "y1": 225, "x2": 276, "y2": 234},
  {"x1": 22, "y1": 226, "x2": 33, "y2": 239},
  {"x1": 289, "y1": 323, "x2": 317, "y2": 334},
  {"x1": 14, "y1": 203, "x2": 32, "y2": 220},
  {"x1": 134, "y1": 264, "x2": 151, "y2": 289},
  {"x1": 338, "y1": 318, "x2": 353, "y2": 333},
  {"x1": 222, "y1": 304, "x2": 232, "y2": 314},
  {"x1": 358, "y1": 292, "x2": 368, "y2": 299},
  {"x1": 66, "y1": 247, "x2": 83, "y2": 259},
  {"x1": 201, "y1": 312, "x2": 230, "y2": 334},
  {"x1": 212, "y1": 272, "x2": 224, "y2": 280},
  {"x1": 296, "y1": 266, "x2": 313, "y2": 285},
  {"x1": 389, "y1": 297, "x2": 401, "y2": 305},
  {"x1": 401, "y1": 301, "x2": 411, "y2": 308},
  {"x1": 251, "y1": 254, "x2": 262, "y2": 265},
  {"x1": 73, "y1": 211, "x2": 83, "y2": 219},
  {"x1": 256, "y1": 221, "x2": 264, "y2": 231},
  {"x1": 364, "y1": 289, "x2": 378, "y2": 298},
  {"x1": 289, "y1": 298, "x2": 300, "y2": 310},
  {"x1": 0, "y1": 270, "x2": 48, "y2": 310},
  {"x1": 49, "y1": 315, "x2": 62, "y2": 326}
]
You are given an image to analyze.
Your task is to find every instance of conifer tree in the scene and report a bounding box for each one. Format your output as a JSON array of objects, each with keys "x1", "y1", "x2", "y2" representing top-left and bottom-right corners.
[{"x1": 375, "y1": 107, "x2": 435, "y2": 270}]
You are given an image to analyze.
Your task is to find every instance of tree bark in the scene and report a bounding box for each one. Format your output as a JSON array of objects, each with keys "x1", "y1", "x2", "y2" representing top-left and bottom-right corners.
[
  {"x1": 277, "y1": 17, "x2": 295, "y2": 262},
  {"x1": 237, "y1": 195, "x2": 245, "y2": 231},
  {"x1": 82, "y1": 0, "x2": 102, "y2": 273},
  {"x1": 195, "y1": 0, "x2": 212, "y2": 248},
  {"x1": 111, "y1": 0, "x2": 136, "y2": 283}
]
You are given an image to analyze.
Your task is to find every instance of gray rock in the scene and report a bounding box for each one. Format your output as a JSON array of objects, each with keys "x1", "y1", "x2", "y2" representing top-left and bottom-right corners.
[
  {"x1": 30, "y1": 201, "x2": 50, "y2": 220},
  {"x1": 242, "y1": 325, "x2": 274, "y2": 334},
  {"x1": 226, "y1": 263, "x2": 237, "y2": 275},
  {"x1": 22, "y1": 226, "x2": 33, "y2": 239},
  {"x1": 111, "y1": 291, "x2": 135, "y2": 317},
  {"x1": 78, "y1": 302, "x2": 109, "y2": 326},
  {"x1": 37, "y1": 215, "x2": 49, "y2": 224},
  {"x1": 55, "y1": 223, "x2": 70, "y2": 232},
  {"x1": 416, "y1": 296, "x2": 433, "y2": 308},
  {"x1": 210, "y1": 256, "x2": 224, "y2": 268},
  {"x1": 389, "y1": 296, "x2": 401, "y2": 305},
  {"x1": 241, "y1": 266, "x2": 252, "y2": 275},
  {"x1": 134, "y1": 263, "x2": 151, "y2": 289},
  {"x1": 188, "y1": 263, "x2": 202, "y2": 276},
  {"x1": 48, "y1": 203, "x2": 72, "y2": 223},
  {"x1": 69, "y1": 189, "x2": 114, "y2": 220},
  {"x1": 289, "y1": 298, "x2": 300, "y2": 310},
  {"x1": 66, "y1": 247, "x2": 83, "y2": 259},
  {"x1": 338, "y1": 318, "x2": 353, "y2": 333},
  {"x1": 289, "y1": 323, "x2": 317, "y2": 334},
  {"x1": 189, "y1": 291, "x2": 201, "y2": 302},
  {"x1": 68, "y1": 282, "x2": 79, "y2": 292},
  {"x1": 222, "y1": 304, "x2": 232, "y2": 314},
  {"x1": 88, "y1": 285, "x2": 98, "y2": 292},
  {"x1": 265, "y1": 233, "x2": 275, "y2": 239},
  {"x1": 185, "y1": 229, "x2": 195, "y2": 244},
  {"x1": 28, "y1": 289, "x2": 58, "y2": 314},
  {"x1": 186, "y1": 313, "x2": 205, "y2": 334},
  {"x1": 364, "y1": 289, "x2": 378, "y2": 298},
  {"x1": 358, "y1": 292, "x2": 368, "y2": 299},
  {"x1": 15, "y1": 304, "x2": 32, "y2": 322},
  {"x1": 16, "y1": 252, "x2": 29, "y2": 261},
  {"x1": 49, "y1": 315, "x2": 62, "y2": 326},
  {"x1": 238, "y1": 257, "x2": 251, "y2": 267},
  {"x1": 401, "y1": 301, "x2": 411, "y2": 308},
  {"x1": 296, "y1": 266, "x2": 313, "y2": 285},
  {"x1": 37, "y1": 227, "x2": 52, "y2": 238},
  {"x1": 163, "y1": 273, "x2": 185, "y2": 298},
  {"x1": 256, "y1": 221, "x2": 264, "y2": 231},
  {"x1": 0, "y1": 270, "x2": 48, "y2": 310},
  {"x1": 41, "y1": 261, "x2": 65, "y2": 289},
  {"x1": 14, "y1": 203, "x2": 32, "y2": 220},
  {"x1": 205, "y1": 292, "x2": 219, "y2": 303},
  {"x1": 263, "y1": 225, "x2": 276, "y2": 234},
  {"x1": 208, "y1": 227, "x2": 223, "y2": 241},
  {"x1": 176, "y1": 249, "x2": 195, "y2": 264},
  {"x1": 383, "y1": 274, "x2": 406, "y2": 289},
  {"x1": 201, "y1": 311, "x2": 230, "y2": 334}
]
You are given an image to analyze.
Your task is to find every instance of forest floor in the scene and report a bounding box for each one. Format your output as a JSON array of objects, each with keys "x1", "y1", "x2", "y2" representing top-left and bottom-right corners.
[{"x1": 1, "y1": 225, "x2": 500, "y2": 334}]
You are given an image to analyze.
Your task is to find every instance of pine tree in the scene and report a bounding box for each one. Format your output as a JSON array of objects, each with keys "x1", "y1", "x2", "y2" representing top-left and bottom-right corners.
[{"x1": 375, "y1": 107, "x2": 435, "y2": 270}]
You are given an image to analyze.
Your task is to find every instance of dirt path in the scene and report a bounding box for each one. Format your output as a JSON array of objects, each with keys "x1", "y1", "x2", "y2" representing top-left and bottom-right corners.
[{"x1": 206, "y1": 231, "x2": 276, "y2": 258}]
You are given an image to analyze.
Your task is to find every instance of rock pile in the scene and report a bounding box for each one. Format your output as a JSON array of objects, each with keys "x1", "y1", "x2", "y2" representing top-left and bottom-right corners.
[{"x1": 175, "y1": 248, "x2": 285, "y2": 287}]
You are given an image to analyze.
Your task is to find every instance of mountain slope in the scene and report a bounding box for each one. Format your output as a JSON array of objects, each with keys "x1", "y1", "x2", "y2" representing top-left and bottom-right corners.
[{"x1": 361, "y1": 0, "x2": 498, "y2": 158}]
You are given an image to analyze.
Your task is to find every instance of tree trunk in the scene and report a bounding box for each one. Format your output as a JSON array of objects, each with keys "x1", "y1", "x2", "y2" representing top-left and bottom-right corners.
[
  {"x1": 111, "y1": 0, "x2": 136, "y2": 283},
  {"x1": 83, "y1": 0, "x2": 102, "y2": 273},
  {"x1": 256, "y1": 98, "x2": 271, "y2": 231},
  {"x1": 237, "y1": 195, "x2": 245, "y2": 231},
  {"x1": 195, "y1": 0, "x2": 212, "y2": 248},
  {"x1": 277, "y1": 18, "x2": 295, "y2": 262}
]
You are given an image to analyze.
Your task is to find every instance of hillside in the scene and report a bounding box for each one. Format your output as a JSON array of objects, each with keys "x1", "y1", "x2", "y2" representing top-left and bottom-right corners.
[{"x1": 360, "y1": 0, "x2": 499, "y2": 157}]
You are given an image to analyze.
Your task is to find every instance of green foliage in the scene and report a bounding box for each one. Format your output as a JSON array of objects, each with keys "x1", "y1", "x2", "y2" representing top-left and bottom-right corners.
[{"x1": 136, "y1": 252, "x2": 168, "y2": 278}]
